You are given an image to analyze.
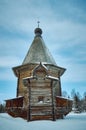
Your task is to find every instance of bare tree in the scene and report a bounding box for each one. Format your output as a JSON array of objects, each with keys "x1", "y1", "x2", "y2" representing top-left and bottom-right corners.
[{"x1": 62, "y1": 91, "x2": 68, "y2": 98}]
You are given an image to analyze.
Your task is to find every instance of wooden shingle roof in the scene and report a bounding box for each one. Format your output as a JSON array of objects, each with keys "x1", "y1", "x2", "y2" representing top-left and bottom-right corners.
[{"x1": 22, "y1": 28, "x2": 57, "y2": 66}]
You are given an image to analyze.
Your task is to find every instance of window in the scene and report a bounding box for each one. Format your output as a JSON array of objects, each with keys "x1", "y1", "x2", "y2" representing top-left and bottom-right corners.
[
  {"x1": 46, "y1": 98, "x2": 50, "y2": 102},
  {"x1": 38, "y1": 96, "x2": 44, "y2": 103}
]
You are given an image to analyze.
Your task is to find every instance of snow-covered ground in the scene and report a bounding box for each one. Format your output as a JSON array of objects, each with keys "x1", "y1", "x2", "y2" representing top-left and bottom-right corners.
[{"x1": 0, "y1": 112, "x2": 86, "y2": 130}]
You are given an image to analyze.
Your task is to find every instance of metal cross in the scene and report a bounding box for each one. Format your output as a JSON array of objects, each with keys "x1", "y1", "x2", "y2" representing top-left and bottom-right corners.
[{"x1": 37, "y1": 21, "x2": 40, "y2": 28}]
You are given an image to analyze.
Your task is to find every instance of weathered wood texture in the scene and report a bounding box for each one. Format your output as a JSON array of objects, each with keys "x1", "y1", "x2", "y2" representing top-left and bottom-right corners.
[
  {"x1": 5, "y1": 26, "x2": 68, "y2": 121},
  {"x1": 6, "y1": 63, "x2": 71, "y2": 121},
  {"x1": 15, "y1": 63, "x2": 61, "y2": 108},
  {"x1": 5, "y1": 96, "x2": 72, "y2": 120},
  {"x1": 5, "y1": 97, "x2": 23, "y2": 108}
]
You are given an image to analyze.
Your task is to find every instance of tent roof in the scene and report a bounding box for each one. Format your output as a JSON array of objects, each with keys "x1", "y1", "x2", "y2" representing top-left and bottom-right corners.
[{"x1": 22, "y1": 27, "x2": 57, "y2": 66}]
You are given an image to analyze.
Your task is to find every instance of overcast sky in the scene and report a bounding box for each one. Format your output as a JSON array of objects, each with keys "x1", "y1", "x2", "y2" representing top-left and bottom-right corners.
[{"x1": 0, "y1": 0, "x2": 86, "y2": 102}]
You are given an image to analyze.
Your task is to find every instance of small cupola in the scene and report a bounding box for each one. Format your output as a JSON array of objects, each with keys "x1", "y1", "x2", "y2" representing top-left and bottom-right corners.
[
  {"x1": 34, "y1": 27, "x2": 42, "y2": 37},
  {"x1": 34, "y1": 21, "x2": 42, "y2": 37}
]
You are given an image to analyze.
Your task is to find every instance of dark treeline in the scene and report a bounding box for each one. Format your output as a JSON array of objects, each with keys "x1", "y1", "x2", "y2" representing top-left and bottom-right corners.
[
  {"x1": 0, "y1": 103, "x2": 5, "y2": 113},
  {"x1": 62, "y1": 89, "x2": 86, "y2": 113}
]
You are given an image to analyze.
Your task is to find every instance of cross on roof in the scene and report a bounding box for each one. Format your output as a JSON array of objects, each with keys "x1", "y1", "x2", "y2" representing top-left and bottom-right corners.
[{"x1": 37, "y1": 21, "x2": 40, "y2": 28}]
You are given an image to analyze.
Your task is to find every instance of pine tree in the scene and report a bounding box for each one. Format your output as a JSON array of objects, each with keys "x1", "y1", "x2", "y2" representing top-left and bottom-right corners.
[{"x1": 0, "y1": 103, "x2": 5, "y2": 113}]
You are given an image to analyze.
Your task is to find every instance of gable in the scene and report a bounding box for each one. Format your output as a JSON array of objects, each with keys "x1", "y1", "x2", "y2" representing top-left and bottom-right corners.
[{"x1": 32, "y1": 62, "x2": 48, "y2": 79}]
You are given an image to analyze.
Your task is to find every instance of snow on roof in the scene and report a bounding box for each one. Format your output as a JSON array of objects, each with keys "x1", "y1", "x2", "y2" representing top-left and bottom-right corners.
[
  {"x1": 56, "y1": 96, "x2": 73, "y2": 101},
  {"x1": 23, "y1": 76, "x2": 34, "y2": 80},
  {"x1": 46, "y1": 75, "x2": 59, "y2": 81},
  {"x1": 5, "y1": 96, "x2": 24, "y2": 101}
]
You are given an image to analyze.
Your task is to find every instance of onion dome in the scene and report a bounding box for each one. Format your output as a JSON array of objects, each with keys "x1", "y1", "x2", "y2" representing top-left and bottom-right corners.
[{"x1": 34, "y1": 27, "x2": 42, "y2": 36}]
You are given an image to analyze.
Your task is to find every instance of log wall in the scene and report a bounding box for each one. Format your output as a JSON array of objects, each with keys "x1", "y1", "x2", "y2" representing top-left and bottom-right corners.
[{"x1": 17, "y1": 64, "x2": 61, "y2": 109}]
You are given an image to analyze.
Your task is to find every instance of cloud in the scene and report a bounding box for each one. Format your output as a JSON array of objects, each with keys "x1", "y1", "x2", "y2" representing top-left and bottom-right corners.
[
  {"x1": 0, "y1": 56, "x2": 22, "y2": 67},
  {"x1": 0, "y1": 0, "x2": 56, "y2": 33},
  {"x1": 56, "y1": 54, "x2": 86, "y2": 82},
  {"x1": 0, "y1": 66, "x2": 16, "y2": 81},
  {"x1": 0, "y1": 0, "x2": 86, "y2": 37},
  {"x1": 0, "y1": 0, "x2": 86, "y2": 100},
  {"x1": 50, "y1": 0, "x2": 86, "y2": 24},
  {"x1": 64, "y1": 64, "x2": 86, "y2": 82}
]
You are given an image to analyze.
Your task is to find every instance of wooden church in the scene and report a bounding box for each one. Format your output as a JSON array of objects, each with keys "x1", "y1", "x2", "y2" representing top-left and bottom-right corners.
[{"x1": 5, "y1": 25, "x2": 72, "y2": 121}]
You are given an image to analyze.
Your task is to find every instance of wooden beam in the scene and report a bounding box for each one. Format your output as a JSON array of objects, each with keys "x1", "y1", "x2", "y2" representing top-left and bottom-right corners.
[
  {"x1": 58, "y1": 71, "x2": 62, "y2": 96},
  {"x1": 51, "y1": 80, "x2": 56, "y2": 121},
  {"x1": 27, "y1": 79, "x2": 31, "y2": 122},
  {"x1": 16, "y1": 72, "x2": 20, "y2": 97}
]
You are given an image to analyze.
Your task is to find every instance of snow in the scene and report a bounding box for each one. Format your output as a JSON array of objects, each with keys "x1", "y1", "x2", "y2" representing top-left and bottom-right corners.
[
  {"x1": 56, "y1": 95, "x2": 73, "y2": 100},
  {"x1": 46, "y1": 75, "x2": 59, "y2": 80},
  {"x1": 0, "y1": 112, "x2": 86, "y2": 130}
]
